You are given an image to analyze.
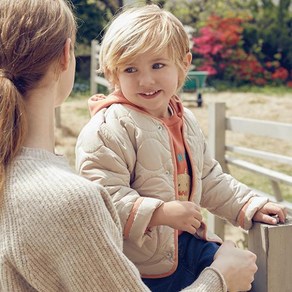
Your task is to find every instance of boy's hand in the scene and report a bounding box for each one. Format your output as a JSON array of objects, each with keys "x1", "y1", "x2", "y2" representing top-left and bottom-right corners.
[
  {"x1": 253, "y1": 202, "x2": 287, "y2": 224},
  {"x1": 149, "y1": 201, "x2": 202, "y2": 234}
]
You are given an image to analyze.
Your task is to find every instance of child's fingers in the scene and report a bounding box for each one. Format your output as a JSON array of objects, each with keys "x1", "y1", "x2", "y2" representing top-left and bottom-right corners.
[
  {"x1": 264, "y1": 203, "x2": 287, "y2": 223},
  {"x1": 277, "y1": 206, "x2": 287, "y2": 223},
  {"x1": 261, "y1": 213, "x2": 278, "y2": 225}
]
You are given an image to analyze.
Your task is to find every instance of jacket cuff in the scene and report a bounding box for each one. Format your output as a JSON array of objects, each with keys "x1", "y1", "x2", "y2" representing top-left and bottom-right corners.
[
  {"x1": 237, "y1": 196, "x2": 269, "y2": 230},
  {"x1": 124, "y1": 197, "x2": 164, "y2": 245}
]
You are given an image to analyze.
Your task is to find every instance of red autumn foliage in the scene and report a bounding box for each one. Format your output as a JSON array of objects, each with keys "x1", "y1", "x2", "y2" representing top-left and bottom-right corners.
[
  {"x1": 271, "y1": 67, "x2": 289, "y2": 81},
  {"x1": 192, "y1": 15, "x2": 290, "y2": 86},
  {"x1": 193, "y1": 15, "x2": 244, "y2": 77}
]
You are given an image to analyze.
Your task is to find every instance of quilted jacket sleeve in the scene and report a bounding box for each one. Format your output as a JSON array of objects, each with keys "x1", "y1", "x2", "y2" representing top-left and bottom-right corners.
[
  {"x1": 200, "y1": 135, "x2": 268, "y2": 230},
  {"x1": 183, "y1": 108, "x2": 268, "y2": 230},
  {"x1": 75, "y1": 110, "x2": 164, "y2": 247}
]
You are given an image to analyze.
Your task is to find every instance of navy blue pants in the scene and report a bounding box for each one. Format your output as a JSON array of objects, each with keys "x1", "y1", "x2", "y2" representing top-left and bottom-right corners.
[{"x1": 142, "y1": 232, "x2": 220, "y2": 292}]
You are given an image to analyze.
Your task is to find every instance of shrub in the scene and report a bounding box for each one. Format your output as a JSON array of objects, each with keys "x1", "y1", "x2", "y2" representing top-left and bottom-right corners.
[{"x1": 192, "y1": 13, "x2": 291, "y2": 87}]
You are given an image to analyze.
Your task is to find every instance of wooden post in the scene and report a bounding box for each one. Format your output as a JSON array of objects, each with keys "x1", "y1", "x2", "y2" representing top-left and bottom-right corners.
[
  {"x1": 207, "y1": 102, "x2": 228, "y2": 239},
  {"x1": 90, "y1": 40, "x2": 98, "y2": 95},
  {"x1": 248, "y1": 218, "x2": 292, "y2": 292},
  {"x1": 208, "y1": 102, "x2": 228, "y2": 172}
]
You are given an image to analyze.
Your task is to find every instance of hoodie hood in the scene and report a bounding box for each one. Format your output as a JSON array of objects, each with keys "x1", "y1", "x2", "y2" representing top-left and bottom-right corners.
[
  {"x1": 88, "y1": 90, "x2": 184, "y2": 118},
  {"x1": 88, "y1": 90, "x2": 132, "y2": 116}
]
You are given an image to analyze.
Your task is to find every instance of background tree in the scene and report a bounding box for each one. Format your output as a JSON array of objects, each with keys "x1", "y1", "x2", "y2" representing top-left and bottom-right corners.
[
  {"x1": 72, "y1": 0, "x2": 108, "y2": 45},
  {"x1": 72, "y1": 0, "x2": 292, "y2": 87},
  {"x1": 72, "y1": 0, "x2": 168, "y2": 46},
  {"x1": 192, "y1": 0, "x2": 291, "y2": 86},
  {"x1": 243, "y1": 0, "x2": 292, "y2": 80}
]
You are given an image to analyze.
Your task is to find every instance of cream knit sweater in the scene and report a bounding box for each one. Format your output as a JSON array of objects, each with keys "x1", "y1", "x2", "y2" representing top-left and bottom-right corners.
[{"x1": 0, "y1": 147, "x2": 226, "y2": 292}]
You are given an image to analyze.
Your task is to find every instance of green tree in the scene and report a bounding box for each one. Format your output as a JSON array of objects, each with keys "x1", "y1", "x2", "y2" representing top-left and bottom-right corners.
[
  {"x1": 243, "y1": 0, "x2": 292, "y2": 77},
  {"x1": 73, "y1": 0, "x2": 168, "y2": 45},
  {"x1": 172, "y1": 0, "x2": 292, "y2": 84},
  {"x1": 72, "y1": 0, "x2": 127, "y2": 45},
  {"x1": 72, "y1": 0, "x2": 104, "y2": 45}
]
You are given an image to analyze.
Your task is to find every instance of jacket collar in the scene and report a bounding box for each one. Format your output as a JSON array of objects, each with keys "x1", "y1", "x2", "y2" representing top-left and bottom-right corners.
[{"x1": 88, "y1": 90, "x2": 184, "y2": 118}]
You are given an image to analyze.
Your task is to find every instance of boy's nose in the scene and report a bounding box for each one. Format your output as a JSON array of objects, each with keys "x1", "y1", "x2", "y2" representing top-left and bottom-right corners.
[{"x1": 138, "y1": 72, "x2": 155, "y2": 87}]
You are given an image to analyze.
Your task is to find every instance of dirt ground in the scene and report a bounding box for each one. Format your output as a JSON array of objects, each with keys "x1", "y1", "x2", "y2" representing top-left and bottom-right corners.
[{"x1": 55, "y1": 90, "x2": 292, "y2": 244}]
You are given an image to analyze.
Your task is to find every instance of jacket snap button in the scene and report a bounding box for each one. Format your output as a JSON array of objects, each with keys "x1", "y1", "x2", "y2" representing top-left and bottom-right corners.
[
  {"x1": 165, "y1": 170, "x2": 170, "y2": 175},
  {"x1": 158, "y1": 125, "x2": 162, "y2": 130}
]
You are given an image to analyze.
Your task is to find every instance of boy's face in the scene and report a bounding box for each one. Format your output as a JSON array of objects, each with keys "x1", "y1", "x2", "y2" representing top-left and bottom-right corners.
[{"x1": 116, "y1": 50, "x2": 180, "y2": 118}]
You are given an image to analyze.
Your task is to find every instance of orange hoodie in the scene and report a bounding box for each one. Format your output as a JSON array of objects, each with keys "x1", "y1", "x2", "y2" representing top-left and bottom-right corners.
[
  {"x1": 89, "y1": 90, "x2": 140, "y2": 116},
  {"x1": 88, "y1": 90, "x2": 185, "y2": 119}
]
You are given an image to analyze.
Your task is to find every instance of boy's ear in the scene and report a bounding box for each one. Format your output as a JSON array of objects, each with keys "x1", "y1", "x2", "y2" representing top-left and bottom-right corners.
[
  {"x1": 183, "y1": 52, "x2": 192, "y2": 71},
  {"x1": 60, "y1": 38, "x2": 72, "y2": 71}
]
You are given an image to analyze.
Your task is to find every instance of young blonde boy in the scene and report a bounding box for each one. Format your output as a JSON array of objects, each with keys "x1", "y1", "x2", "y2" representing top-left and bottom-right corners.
[{"x1": 76, "y1": 4, "x2": 286, "y2": 292}]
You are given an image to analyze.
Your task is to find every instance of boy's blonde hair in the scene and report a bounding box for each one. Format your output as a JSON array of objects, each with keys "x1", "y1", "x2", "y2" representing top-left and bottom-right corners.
[{"x1": 99, "y1": 4, "x2": 190, "y2": 89}]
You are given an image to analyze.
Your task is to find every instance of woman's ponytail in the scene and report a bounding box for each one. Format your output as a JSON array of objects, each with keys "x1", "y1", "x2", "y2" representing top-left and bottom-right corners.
[{"x1": 0, "y1": 75, "x2": 27, "y2": 194}]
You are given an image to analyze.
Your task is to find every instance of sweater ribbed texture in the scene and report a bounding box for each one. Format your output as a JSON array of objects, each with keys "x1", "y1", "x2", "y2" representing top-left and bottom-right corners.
[{"x1": 0, "y1": 147, "x2": 225, "y2": 292}]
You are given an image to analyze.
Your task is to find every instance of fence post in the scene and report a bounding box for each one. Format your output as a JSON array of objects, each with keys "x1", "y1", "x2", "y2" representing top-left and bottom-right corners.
[
  {"x1": 248, "y1": 218, "x2": 292, "y2": 292},
  {"x1": 207, "y1": 103, "x2": 228, "y2": 239},
  {"x1": 90, "y1": 39, "x2": 99, "y2": 96},
  {"x1": 208, "y1": 102, "x2": 229, "y2": 172}
]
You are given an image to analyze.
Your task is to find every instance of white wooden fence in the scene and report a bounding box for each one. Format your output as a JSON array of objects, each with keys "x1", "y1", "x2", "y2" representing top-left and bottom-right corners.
[
  {"x1": 55, "y1": 40, "x2": 108, "y2": 129},
  {"x1": 208, "y1": 102, "x2": 292, "y2": 291},
  {"x1": 90, "y1": 40, "x2": 110, "y2": 95}
]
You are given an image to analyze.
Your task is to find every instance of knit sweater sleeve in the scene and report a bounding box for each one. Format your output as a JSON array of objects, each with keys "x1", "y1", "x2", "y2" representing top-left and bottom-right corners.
[
  {"x1": 24, "y1": 184, "x2": 151, "y2": 291},
  {"x1": 182, "y1": 268, "x2": 227, "y2": 292}
]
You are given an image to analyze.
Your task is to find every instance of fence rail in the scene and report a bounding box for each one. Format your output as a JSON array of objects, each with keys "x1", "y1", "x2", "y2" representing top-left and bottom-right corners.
[{"x1": 208, "y1": 102, "x2": 292, "y2": 207}]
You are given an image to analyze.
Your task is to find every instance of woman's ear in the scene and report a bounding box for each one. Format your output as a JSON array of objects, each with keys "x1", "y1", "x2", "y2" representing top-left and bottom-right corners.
[{"x1": 60, "y1": 38, "x2": 72, "y2": 71}]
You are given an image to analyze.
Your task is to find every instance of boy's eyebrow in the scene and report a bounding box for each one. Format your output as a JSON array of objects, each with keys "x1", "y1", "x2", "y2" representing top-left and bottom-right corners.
[
  {"x1": 119, "y1": 62, "x2": 135, "y2": 68},
  {"x1": 152, "y1": 57, "x2": 169, "y2": 62},
  {"x1": 121, "y1": 56, "x2": 170, "y2": 67}
]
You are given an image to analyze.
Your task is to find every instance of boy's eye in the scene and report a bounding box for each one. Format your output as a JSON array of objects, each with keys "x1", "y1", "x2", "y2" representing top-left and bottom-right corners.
[
  {"x1": 153, "y1": 63, "x2": 164, "y2": 69},
  {"x1": 124, "y1": 67, "x2": 137, "y2": 73}
]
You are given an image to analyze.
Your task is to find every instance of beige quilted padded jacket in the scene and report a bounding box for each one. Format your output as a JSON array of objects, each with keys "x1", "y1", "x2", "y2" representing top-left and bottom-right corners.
[{"x1": 76, "y1": 91, "x2": 268, "y2": 278}]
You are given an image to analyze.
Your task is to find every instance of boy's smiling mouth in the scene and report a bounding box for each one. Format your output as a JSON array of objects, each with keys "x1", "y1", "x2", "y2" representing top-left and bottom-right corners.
[{"x1": 139, "y1": 90, "x2": 161, "y2": 98}]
